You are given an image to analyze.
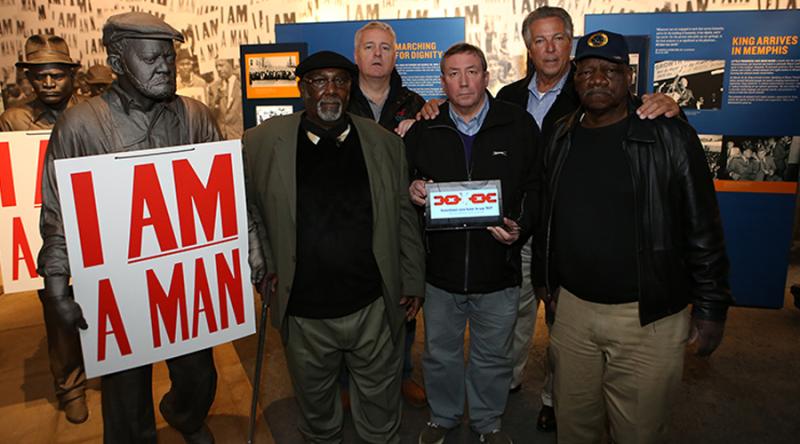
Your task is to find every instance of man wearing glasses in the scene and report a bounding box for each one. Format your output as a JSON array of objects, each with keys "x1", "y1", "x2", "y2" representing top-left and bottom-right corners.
[{"x1": 243, "y1": 51, "x2": 425, "y2": 443}]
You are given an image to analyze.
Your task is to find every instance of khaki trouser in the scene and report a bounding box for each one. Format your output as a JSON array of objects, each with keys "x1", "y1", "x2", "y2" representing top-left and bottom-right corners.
[
  {"x1": 285, "y1": 297, "x2": 403, "y2": 444},
  {"x1": 551, "y1": 288, "x2": 689, "y2": 444}
]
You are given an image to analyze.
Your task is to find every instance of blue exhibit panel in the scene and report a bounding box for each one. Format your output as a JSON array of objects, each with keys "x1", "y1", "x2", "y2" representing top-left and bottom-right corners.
[
  {"x1": 717, "y1": 191, "x2": 795, "y2": 308},
  {"x1": 586, "y1": 11, "x2": 800, "y2": 136},
  {"x1": 276, "y1": 18, "x2": 465, "y2": 100}
]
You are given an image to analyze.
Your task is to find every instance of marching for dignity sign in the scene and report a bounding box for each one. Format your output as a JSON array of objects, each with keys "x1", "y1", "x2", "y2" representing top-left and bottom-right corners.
[
  {"x1": 55, "y1": 140, "x2": 255, "y2": 378},
  {"x1": 0, "y1": 130, "x2": 49, "y2": 294}
]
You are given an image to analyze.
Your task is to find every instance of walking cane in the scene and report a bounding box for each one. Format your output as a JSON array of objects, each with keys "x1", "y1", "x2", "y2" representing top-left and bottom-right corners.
[{"x1": 247, "y1": 280, "x2": 272, "y2": 444}]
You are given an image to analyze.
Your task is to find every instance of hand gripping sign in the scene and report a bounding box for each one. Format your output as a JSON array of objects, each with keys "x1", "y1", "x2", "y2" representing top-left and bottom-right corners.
[
  {"x1": 55, "y1": 141, "x2": 255, "y2": 378},
  {"x1": 0, "y1": 131, "x2": 50, "y2": 294}
]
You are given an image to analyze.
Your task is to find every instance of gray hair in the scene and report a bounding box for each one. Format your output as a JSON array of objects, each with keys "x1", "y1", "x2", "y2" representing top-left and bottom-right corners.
[
  {"x1": 521, "y1": 6, "x2": 574, "y2": 48},
  {"x1": 440, "y1": 42, "x2": 487, "y2": 74},
  {"x1": 354, "y1": 21, "x2": 397, "y2": 49}
]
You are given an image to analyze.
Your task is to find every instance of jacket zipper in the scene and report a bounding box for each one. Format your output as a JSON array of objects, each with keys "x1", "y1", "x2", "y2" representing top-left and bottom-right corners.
[
  {"x1": 430, "y1": 123, "x2": 475, "y2": 293},
  {"x1": 621, "y1": 140, "x2": 644, "y2": 307}
]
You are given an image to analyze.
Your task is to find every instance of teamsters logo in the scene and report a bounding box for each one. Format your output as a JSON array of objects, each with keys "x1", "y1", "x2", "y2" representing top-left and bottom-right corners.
[{"x1": 588, "y1": 32, "x2": 609, "y2": 47}]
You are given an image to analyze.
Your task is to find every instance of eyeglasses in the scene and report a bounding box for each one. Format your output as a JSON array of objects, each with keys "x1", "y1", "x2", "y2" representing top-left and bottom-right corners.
[{"x1": 303, "y1": 75, "x2": 351, "y2": 90}]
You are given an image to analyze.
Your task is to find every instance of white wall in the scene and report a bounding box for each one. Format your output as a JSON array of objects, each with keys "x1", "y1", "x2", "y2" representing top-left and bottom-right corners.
[{"x1": 0, "y1": 0, "x2": 793, "y2": 93}]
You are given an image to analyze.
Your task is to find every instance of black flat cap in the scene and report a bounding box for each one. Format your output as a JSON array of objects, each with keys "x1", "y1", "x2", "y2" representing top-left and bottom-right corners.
[
  {"x1": 295, "y1": 51, "x2": 358, "y2": 79},
  {"x1": 575, "y1": 30, "x2": 629, "y2": 65},
  {"x1": 102, "y1": 12, "x2": 184, "y2": 47}
]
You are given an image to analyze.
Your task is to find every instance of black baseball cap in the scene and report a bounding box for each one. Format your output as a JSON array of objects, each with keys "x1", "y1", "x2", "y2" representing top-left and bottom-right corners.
[{"x1": 575, "y1": 30, "x2": 629, "y2": 65}]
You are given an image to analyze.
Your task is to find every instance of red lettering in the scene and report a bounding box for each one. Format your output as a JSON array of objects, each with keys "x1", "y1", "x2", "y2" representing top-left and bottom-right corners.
[
  {"x1": 433, "y1": 195, "x2": 445, "y2": 206},
  {"x1": 129, "y1": 164, "x2": 178, "y2": 259},
  {"x1": 97, "y1": 278, "x2": 132, "y2": 361},
  {"x1": 486, "y1": 192, "x2": 497, "y2": 203},
  {"x1": 173, "y1": 153, "x2": 237, "y2": 247},
  {"x1": 34, "y1": 140, "x2": 47, "y2": 206},
  {"x1": 192, "y1": 257, "x2": 218, "y2": 338},
  {"x1": 11, "y1": 217, "x2": 37, "y2": 280},
  {"x1": 71, "y1": 172, "x2": 105, "y2": 267},
  {"x1": 216, "y1": 248, "x2": 244, "y2": 328},
  {"x1": 0, "y1": 141, "x2": 17, "y2": 207},
  {"x1": 147, "y1": 263, "x2": 188, "y2": 347}
]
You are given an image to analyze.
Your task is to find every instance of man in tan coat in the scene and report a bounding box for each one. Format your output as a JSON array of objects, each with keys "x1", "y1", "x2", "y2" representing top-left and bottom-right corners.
[{"x1": 243, "y1": 51, "x2": 425, "y2": 443}]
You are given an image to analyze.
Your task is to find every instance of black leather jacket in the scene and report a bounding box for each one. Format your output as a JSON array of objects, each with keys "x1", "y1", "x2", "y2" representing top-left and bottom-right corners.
[{"x1": 535, "y1": 100, "x2": 732, "y2": 325}]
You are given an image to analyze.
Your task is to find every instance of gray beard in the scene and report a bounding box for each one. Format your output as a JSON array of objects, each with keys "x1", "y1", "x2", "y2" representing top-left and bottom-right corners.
[
  {"x1": 317, "y1": 98, "x2": 343, "y2": 122},
  {"x1": 123, "y1": 62, "x2": 176, "y2": 101}
]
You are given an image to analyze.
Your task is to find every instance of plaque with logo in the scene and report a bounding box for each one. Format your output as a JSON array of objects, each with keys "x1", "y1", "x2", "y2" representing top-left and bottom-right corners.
[{"x1": 424, "y1": 180, "x2": 503, "y2": 230}]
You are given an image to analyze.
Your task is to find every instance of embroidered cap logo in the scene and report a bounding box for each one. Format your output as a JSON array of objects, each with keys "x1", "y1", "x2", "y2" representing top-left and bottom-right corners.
[{"x1": 588, "y1": 32, "x2": 609, "y2": 48}]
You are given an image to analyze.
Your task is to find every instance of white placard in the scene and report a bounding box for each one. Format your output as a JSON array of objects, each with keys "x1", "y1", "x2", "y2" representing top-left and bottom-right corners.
[
  {"x1": 54, "y1": 140, "x2": 255, "y2": 378},
  {"x1": 0, "y1": 131, "x2": 49, "y2": 294}
]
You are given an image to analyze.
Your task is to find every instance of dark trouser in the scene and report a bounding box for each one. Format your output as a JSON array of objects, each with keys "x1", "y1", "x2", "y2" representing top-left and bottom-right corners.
[
  {"x1": 402, "y1": 318, "x2": 416, "y2": 379},
  {"x1": 38, "y1": 288, "x2": 86, "y2": 405},
  {"x1": 341, "y1": 318, "x2": 416, "y2": 386},
  {"x1": 100, "y1": 348, "x2": 217, "y2": 444}
]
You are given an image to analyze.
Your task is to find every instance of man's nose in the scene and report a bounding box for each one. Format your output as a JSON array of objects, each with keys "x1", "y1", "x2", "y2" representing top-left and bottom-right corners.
[
  {"x1": 155, "y1": 57, "x2": 171, "y2": 73},
  {"x1": 322, "y1": 80, "x2": 338, "y2": 94}
]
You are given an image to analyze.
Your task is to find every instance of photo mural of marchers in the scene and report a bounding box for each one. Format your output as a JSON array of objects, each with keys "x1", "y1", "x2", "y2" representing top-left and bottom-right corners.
[{"x1": 0, "y1": 0, "x2": 796, "y2": 108}]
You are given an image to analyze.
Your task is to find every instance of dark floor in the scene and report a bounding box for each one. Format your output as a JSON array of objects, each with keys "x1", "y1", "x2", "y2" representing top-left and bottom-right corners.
[{"x1": 1, "y1": 265, "x2": 800, "y2": 443}]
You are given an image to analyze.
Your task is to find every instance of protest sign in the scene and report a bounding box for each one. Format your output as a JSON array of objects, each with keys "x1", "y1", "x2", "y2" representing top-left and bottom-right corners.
[
  {"x1": 55, "y1": 140, "x2": 255, "y2": 377},
  {"x1": 0, "y1": 130, "x2": 49, "y2": 294}
]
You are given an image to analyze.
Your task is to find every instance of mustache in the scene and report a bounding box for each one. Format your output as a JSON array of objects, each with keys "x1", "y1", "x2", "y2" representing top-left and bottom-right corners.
[
  {"x1": 582, "y1": 88, "x2": 612, "y2": 97},
  {"x1": 319, "y1": 96, "x2": 342, "y2": 105}
]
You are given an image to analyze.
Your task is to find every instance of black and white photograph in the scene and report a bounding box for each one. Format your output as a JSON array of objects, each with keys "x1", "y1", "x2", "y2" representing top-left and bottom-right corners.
[
  {"x1": 653, "y1": 60, "x2": 725, "y2": 110},
  {"x1": 699, "y1": 134, "x2": 723, "y2": 176},
  {"x1": 255, "y1": 105, "x2": 294, "y2": 125},
  {"x1": 247, "y1": 53, "x2": 298, "y2": 88},
  {"x1": 629, "y1": 53, "x2": 640, "y2": 95},
  {"x1": 716, "y1": 135, "x2": 800, "y2": 182}
]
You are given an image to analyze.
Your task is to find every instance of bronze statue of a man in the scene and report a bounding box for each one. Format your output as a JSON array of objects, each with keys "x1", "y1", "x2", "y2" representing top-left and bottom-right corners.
[
  {"x1": 38, "y1": 12, "x2": 221, "y2": 444},
  {"x1": 0, "y1": 33, "x2": 88, "y2": 425}
]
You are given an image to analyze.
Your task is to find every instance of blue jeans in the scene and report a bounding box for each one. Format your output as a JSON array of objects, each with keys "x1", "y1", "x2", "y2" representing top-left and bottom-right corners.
[{"x1": 422, "y1": 284, "x2": 519, "y2": 434}]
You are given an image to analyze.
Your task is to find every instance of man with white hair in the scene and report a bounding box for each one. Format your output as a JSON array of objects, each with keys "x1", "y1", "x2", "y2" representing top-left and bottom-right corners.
[{"x1": 347, "y1": 20, "x2": 428, "y2": 408}]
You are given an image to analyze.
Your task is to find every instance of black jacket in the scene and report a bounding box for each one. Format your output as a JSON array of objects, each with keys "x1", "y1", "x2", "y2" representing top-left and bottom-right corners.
[
  {"x1": 349, "y1": 69, "x2": 425, "y2": 132},
  {"x1": 496, "y1": 65, "x2": 578, "y2": 145},
  {"x1": 404, "y1": 95, "x2": 541, "y2": 294},
  {"x1": 535, "y1": 100, "x2": 732, "y2": 325}
]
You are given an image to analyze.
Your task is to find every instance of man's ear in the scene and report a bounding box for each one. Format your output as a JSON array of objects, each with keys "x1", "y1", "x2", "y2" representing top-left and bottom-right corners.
[{"x1": 107, "y1": 55, "x2": 124, "y2": 76}]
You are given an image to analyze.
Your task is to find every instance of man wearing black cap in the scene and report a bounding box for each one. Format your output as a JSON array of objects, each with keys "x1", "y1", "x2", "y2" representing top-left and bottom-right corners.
[
  {"x1": 38, "y1": 11, "x2": 221, "y2": 444},
  {"x1": 243, "y1": 50, "x2": 424, "y2": 443},
  {"x1": 0, "y1": 33, "x2": 88, "y2": 424},
  {"x1": 0, "y1": 34, "x2": 83, "y2": 131},
  {"x1": 536, "y1": 30, "x2": 731, "y2": 443}
]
